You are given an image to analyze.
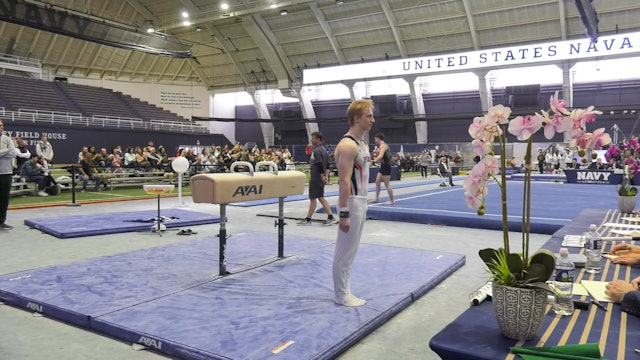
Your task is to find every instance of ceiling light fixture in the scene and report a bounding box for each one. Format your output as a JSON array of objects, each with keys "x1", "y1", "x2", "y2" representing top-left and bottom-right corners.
[
  {"x1": 271, "y1": 4, "x2": 278, "y2": 8},
  {"x1": 182, "y1": 11, "x2": 189, "y2": 18},
  {"x1": 144, "y1": 20, "x2": 154, "y2": 33},
  {"x1": 280, "y1": 9, "x2": 288, "y2": 15},
  {"x1": 336, "y1": 0, "x2": 344, "y2": 4},
  {"x1": 195, "y1": 26, "x2": 202, "y2": 32},
  {"x1": 221, "y1": 3, "x2": 229, "y2": 10},
  {"x1": 183, "y1": 20, "x2": 191, "y2": 26}
]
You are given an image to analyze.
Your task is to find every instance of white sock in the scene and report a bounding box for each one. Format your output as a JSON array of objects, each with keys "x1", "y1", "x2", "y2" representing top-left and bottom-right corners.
[{"x1": 335, "y1": 293, "x2": 366, "y2": 307}]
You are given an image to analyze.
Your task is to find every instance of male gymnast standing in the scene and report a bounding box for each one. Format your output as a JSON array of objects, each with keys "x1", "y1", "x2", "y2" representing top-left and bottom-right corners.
[{"x1": 332, "y1": 99, "x2": 375, "y2": 307}]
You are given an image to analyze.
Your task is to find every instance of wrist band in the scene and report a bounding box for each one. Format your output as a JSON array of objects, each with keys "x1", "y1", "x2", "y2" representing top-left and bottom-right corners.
[{"x1": 339, "y1": 211, "x2": 350, "y2": 218}]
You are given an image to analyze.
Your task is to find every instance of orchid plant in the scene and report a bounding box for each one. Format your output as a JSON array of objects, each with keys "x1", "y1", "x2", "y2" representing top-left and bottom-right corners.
[{"x1": 466, "y1": 91, "x2": 611, "y2": 287}]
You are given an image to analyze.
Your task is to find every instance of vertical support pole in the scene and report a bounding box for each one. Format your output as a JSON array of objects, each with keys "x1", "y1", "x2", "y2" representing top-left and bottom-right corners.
[
  {"x1": 156, "y1": 193, "x2": 161, "y2": 233},
  {"x1": 219, "y1": 204, "x2": 228, "y2": 275},
  {"x1": 67, "y1": 165, "x2": 80, "y2": 207},
  {"x1": 177, "y1": 173, "x2": 184, "y2": 206},
  {"x1": 277, "y1": 197, "x2": 285, "y2": 258}
]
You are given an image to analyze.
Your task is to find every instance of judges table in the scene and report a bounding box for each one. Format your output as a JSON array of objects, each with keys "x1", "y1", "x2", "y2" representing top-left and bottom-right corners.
[
  {"x1": 369, "y1": 165, "x2": 401, "y2": 182},
  {"x1": 429, "y1": 208, "x2": 640, "y2": 360}
]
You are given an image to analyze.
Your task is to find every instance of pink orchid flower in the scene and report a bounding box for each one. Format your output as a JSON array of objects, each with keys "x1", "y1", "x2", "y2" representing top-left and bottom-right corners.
[
  {"x1": 549, "y1": 91, "x2": 571, "y2": 115},
  {"x1": 541, "y1": 110, "x2": 571, "y2": 139},
  {"x1": 471, "y1": 139, "x2": 491, "y2": 156},
  {"x1": 584, "y1": 128, "x2": 612, "y2": 149},
  {"x1": 507, "y1": 114, "x2": 543, "y2": 141},
  {"x1": 486, "y1": 105, "x2": 511, "y2": 125}
]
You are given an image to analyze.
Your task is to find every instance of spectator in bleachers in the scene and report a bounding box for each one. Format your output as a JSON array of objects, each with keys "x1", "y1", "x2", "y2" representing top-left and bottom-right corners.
[
  {"x1": 110, "y1": 147, "x2": 123, "y2": 173},
  {"x1": 13, "y1": 137, "x2": 31, "y2": 175},
  {"x1": 157, "y1": 146, "x2": 169, "y2": 169},
  {"x1": 36, "y1": 136, "x2": 54, "y2": 170},
  {"x1": 185, "y1": 148, "x2": 197, "y2": 163},
  {"x1": 96, "y1": 148, "x2": 112, "y2": 172},
  {"x1": 19, "y1": 153, "x2": 50, "y2": 197},
  {"x1": 123, "y1": 147, "x2": 137, "y2": 169},
  {"x1": 77, "y1": 146, "x2": 88, "y2": 163},
  {"x1": 77, "y1": 151, "x2": 103, "y2": 192},
  {"x1": 135, "y1": 147, "x2": 150, "y2": 170},
  {"x1": 146, "y1": 147, "x2": 163, "y2": 170},
  {"x1": 189, "y1": 155, "x2": 206, "y2": 176}
]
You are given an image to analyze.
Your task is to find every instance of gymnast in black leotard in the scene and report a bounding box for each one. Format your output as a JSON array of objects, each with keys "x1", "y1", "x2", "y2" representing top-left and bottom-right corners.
[{"x1": 372, "y1": 132, "x2": 395, "y2": 204}]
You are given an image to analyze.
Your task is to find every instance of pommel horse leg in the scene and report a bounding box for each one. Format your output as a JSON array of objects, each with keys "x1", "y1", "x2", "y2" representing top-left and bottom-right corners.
[
  {"x1": 218, "y1": 204, "x2": 229, "y2": 275},
  {"x1": 276, "y1": 197, "x2": 285, "y2": 257}
]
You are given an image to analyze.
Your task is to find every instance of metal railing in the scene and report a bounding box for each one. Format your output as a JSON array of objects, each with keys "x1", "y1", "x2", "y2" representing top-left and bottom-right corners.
[{"x1": 0, "y1": 107, "x2": 209, "y2": 134}]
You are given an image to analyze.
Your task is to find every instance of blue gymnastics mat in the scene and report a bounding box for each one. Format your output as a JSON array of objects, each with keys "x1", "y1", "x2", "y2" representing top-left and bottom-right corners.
[
  {"x1": 0, "y1": 231, "x2": 464, "y2": 360},
  {"x1": 366, "y1": 182, "x2": 621, "y2": 234},
  {"x1": 229, "y1": 177, "x2": 465, "y2": 207},
  {"x1": 24, "y1": 208, "x2": 219, "y2": 238}
]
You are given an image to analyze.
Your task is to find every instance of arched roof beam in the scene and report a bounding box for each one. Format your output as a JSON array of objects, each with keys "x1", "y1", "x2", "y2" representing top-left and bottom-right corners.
[
  {"x1": 245, "y1": 14, "x2": 295, "y2": 87},
  {"x1": 206, "y1": 25, "x2": 251, "y2": 89},
  {"x1": 309, "y1": 2, "x2": 346, "y2": 64},
  {"x1": 461, "y1": 0, "x2": 480, "y2": 49},
  {"x1": 378, "y1": 0, "x2": 407, "y2": 57},
  {"x1": 558, "y1": 0, "x2": 568, "y2": 40}
]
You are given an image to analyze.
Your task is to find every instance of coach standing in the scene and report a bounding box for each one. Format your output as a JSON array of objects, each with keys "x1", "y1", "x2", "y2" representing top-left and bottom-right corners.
[{"x1": 0, "y1": 120, "x2": 19, "y2": 230}]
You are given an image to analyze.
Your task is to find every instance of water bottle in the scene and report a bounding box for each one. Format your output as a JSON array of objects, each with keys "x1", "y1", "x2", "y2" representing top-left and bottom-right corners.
[
  {"x1": 553, "y1": 248, "x2": 575, "y2": 316},
  {"x1": 584, "y1": 224, "x2": 602, "y2": 274}
]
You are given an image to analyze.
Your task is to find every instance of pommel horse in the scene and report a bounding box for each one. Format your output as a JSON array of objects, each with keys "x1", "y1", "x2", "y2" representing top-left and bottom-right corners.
[{"x1": 190, "y1": 161, "x2": 305, "y2": 275}]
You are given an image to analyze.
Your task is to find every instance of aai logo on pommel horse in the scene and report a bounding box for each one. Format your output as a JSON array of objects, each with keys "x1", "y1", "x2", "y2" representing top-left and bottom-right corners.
[
  {"x1": 576, "y1": 171, "x2": 611, "y2": 184},
  {"x1": 232, "y1": 184, "x2": 264, "y2": 197}
]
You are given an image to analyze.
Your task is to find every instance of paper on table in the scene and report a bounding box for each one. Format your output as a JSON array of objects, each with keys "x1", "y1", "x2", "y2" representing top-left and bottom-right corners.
[
  {"x1": 580, "y1": 280, "x2": 614, "y2": 303},
  {"x1": 602, "y1": 253, "x2": 619, "y2": 260},
  {"x1": 621, "y1": 216, "x2": 640, "y2": 222},
  {"x1": 548, "y1": 281, "x2": 588, "y2": 296}
]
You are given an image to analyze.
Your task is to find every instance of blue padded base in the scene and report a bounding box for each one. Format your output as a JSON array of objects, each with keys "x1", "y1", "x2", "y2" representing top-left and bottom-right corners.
[
  {"x1": 365, "y1": 182, "x2": 621, "y2": 234},
  {"x1": 24, "y1": 208, "x2": 219, "y2": 238},
  {"x1": 0, "y1": 232, "x2": 465, "y2": 360}
]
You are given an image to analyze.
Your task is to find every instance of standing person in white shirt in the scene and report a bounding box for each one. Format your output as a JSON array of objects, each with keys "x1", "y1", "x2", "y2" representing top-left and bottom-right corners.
[
  {"x1": 36, "y1": 135, "x2": 54, "y2": 170},
  {"x1": 0, "y1": 121, "x2": 19, "y2": 230}
]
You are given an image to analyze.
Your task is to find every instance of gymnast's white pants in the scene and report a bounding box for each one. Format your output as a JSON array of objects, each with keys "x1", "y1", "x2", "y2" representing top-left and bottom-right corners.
[{"x1": 332, "y1": 195, "x2": 367, "y2": 298}]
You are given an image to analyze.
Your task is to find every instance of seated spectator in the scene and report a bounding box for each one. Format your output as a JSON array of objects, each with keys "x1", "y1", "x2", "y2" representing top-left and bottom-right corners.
[
  {"x1": 110, "y1": 147, "x2": 123, "y2": 173},
  {"x1": 13, "y1": 137, "x2": 31, "y2": 175},
  {"x1": 589, "y1": 158, "x2": 607, "y2": 170},
  {"x1": 189, "y1": 155, "x2": 207, "y2": 176},
  {"x1": 77, "y1": 151, "x2": 102, "y2": 192},
  {"x1": 146, "y1": 147, "x2": 163, "y2": 170},
  {"x1": 19, "y1": 153, "x2": 50, "y2": 197},
  {"x1": 78, "y1": 146, "x2": 88, "y2": 163},
  {"x1": 135, "y1": 147, "x2": 151, "y2": 170},
  {"x1": 124, "y1": 147, "x2": 137, "y2": 169}
]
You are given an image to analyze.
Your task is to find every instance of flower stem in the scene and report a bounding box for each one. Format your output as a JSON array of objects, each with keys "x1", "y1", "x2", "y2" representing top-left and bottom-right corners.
[
  {"x1": 522, "y1": 138, "x2": 533, "y2": 264},
  {"x1": 499, "y1": 124, "x2": 509, "y2": 254}
]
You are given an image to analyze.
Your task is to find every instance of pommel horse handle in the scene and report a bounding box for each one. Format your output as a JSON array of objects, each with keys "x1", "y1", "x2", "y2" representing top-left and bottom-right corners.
[
  {"x1": 229, "y1": 161, "x2": 255, "y2": 175},
  {"x1": 189, "y1": 161, "x2": 305, "y2": 276}
]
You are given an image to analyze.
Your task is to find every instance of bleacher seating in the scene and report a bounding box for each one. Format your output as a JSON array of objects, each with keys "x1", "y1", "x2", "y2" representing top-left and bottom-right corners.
[
  {"x1": 0, "y1": 75, "x2": 76, "y2": 114},
  {"x1": 54, "y1": 82, "x2": 141, "y2": 120},
  {"x1": 0, "y1": 75, "x2": 188, "y2": 123},
  {"x1": 114, "y1": 92, "x2": 188, "y2": 122}
]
